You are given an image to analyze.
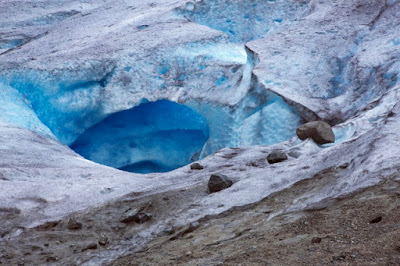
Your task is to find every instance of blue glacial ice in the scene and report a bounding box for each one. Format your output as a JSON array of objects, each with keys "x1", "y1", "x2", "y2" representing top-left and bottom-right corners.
[
  {"x1": 2, "y1": 66, "x2": 114, "y2": 146},
  {"x1": 0, "y1": 82, "x2": 53, "y2": 137},
  {"x1": 70, "y1": 100, "x2": 209, "y2": 173},
  {"x1": 0, "y1": 0, "x2": 312, "y2": 174},
  {"x1": 0, "y1": 39, "x2": 303, "y2": 173}
]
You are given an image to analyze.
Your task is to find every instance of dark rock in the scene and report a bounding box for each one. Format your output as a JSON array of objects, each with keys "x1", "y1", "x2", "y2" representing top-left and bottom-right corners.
[
  {"x1": 190, "y1": 162, "x2": 204, "y2": 170},
  {"x1": 31, "y1": 246, "x2": 43, "y2": 252},
  {"x1": 46, "y1": 256, "x2": 58, "y2": 262},
  {"x1": 267, "y1": 151, "x2": 288, "y2": 164},
  {"x1": 120, "y1": 209, "x2": 152, "y2": 224},
  {"x1": 296, "y1": 121, "x2": 335, "y2": 144},
  {"x1": 369, "y1": 216, "x2": 382, "y2": 224},
  {"x1": 67, "y1": 219, "x2": 82, "y2": 230},
  {"x1": 208, "y1": 174, "x2": 233, "y2": 193},
  {"x1": 332, "y1": 254, "x2": 346, "y2": 261},
  {"x1": 82, "y1": 243, "x2": 97, "y2": 251},
  {"x1": 311, "y1": 237, "x2": 322, "y2": 244},
  {"x1": 35, "y1": 221, "x2": 60, "y2": 231}
]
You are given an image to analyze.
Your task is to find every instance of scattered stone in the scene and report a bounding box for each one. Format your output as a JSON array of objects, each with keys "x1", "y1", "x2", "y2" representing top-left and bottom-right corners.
[
  {"x1": 170, "y1": 222, "x2": 200, "y2": 240},
  {"x1": 190, "y1": 162, "x2": 204, "y2": 170},
  {"x1": 31, "y1": 246, "x2": 43, "y2": 252},
  {"x1": 46, "y1": 256, "x2": 58, "y2": 262},
  {"x1": 369, "y1": 216, "x2": 382, "y2": 224},
  {"x1": 332, "y1": 254, "x2": 346, "y2": 261},
  {"x1": 67, "y1": 219, "x2": 82, "y2": 230},
  {"x1": 267, "y1": 151, "x2": 288, "y2": 164},
  {"x1": 208, "y1": 174, "x2": 233, "y2": 193},
  {"x1": 296, "y1": 121, "x2": 335, "y2": 144},
  {"x1": 311, "y1": 237, "x2": 322, "y2": 244},
  {"x1": 120, "y1": 209, "x2": 152, "y2": 224},
  {"x1": 250, "y1": 161, "x2": 260, "y2": 167},
  {"x1": 82, "y1": 243, "x2": 97, "y2": 252},
  {"x1": 35, "y1": 221, "x2": 60, "y2": 231},
  {"x1": 288, "y1": 150, "x2": 302, "y2": 158},
  {"x1": 98, "y1": 234, "x2": 109, "y2": 246}
]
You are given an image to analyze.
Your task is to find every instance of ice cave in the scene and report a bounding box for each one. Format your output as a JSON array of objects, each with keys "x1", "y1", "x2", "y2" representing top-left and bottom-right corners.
[{"x1": 70, "y1": 100, "x2": 209, "y2": 173}]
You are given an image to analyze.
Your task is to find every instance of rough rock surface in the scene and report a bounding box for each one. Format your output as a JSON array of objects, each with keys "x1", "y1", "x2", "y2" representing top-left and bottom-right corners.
[
  {"x1": 208, "y1": 174, "x2": 233, "y2": 193},
  {"x1": 190, "y1": 163, "x2": 204, "y2": 170},
  {"x1": 267, "y1": 150, "x2": 288, "y2": 164},
  {"x1": 112, "y1": 176, "x2": 400, "y2": 266},
  {"x1": 120, "y1": 209, "x2": 152, "y2": 224},
  {"x1": 296, "y1": 121, "x2": 335, "y2": 144}
]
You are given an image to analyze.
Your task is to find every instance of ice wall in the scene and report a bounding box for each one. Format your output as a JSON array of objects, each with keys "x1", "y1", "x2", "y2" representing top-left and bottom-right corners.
[
  {"x1": 0, "y1": 0, "x2": 313, "y2": 173},
  {"x1": 0, "y1": 82, "x2": 53, "y2": 137}
]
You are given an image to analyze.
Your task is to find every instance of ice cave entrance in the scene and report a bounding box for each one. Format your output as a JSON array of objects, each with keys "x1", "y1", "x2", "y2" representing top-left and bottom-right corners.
[{"x1": 70, "y1": 100, "x2": 209, "y2": 174}]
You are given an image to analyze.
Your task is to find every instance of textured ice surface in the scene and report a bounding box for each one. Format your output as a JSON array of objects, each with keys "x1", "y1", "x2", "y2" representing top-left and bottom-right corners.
[
  {"x1": 177, "y1": 0, "x2": 310, "y2": 43},
  {"x1": 0, "y1": 0, "x2": 400, "y2": 264}
]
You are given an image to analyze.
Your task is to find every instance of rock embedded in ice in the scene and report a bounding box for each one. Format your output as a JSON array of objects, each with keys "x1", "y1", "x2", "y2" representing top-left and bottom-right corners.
[
  {"x1": 267, "y1": 151, "x2": 288, "y2": 164},
  {"x1": 98, "y1": 234, "x2": 109, "y2": 246},
  {"x1": 82, "y1": 243, "x2": 98, "y2": 251},
  {"x1": 67, "y1": 219, "x2": 83, "y2": 231},
  {"x1": 120, "y1": 209, "x2": 152, "y2": 224},
  {"x1": 311, "y1": 237, "x2": 322, "y2": 244},
  {"x1": 288, "y1": 149, "x2": 302, "y2": 159},
  {"x1": 208, "y1": 174, "x2": 233, "y2": 193},
  {"x1": 296, "y1": 121, "x2": 335, "y2": 144},
  {"x1": 190, "y1": 163, "x2": 204, "y2": 170}
]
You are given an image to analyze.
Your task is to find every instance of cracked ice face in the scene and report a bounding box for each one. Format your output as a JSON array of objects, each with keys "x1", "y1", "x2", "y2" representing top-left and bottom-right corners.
[{"x1": 70, "y1": 100, "x2": 209, "y2": 173}]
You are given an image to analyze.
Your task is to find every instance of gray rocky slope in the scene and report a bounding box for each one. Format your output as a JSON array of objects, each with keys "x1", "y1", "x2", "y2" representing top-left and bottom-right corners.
[{"x1": 0, "y1": 0, "x2": 400, "y2": 264}]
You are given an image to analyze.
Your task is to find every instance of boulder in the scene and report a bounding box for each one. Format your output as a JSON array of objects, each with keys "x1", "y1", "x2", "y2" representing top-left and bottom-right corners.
[
  {"x1": 267, "y1": 151, "x2": 288, "y2": 164},
  {"x1": 208, "y1": 174, "x2": 233, "y2": 193},
  {"x1": 296, "y1": 121, "x2": 335, "y2": 144},
  {"x1": 190, "y1": 162, "x2": 204, "y2": 170}
]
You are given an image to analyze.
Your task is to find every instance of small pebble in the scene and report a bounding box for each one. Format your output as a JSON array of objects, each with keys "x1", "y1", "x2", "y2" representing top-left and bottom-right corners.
[
  {"x1": 98, "y1": 235, "x2": 109, "y2": 246},
  {"x1": 67, "y1": 219, "x2": 83, "y2": 230},
  {"x1": 82, "y1": 243, "x2": 98, "y2": 252},
  {"x1": 311, "y1": 237, "x2": 322, "y2": 244}
]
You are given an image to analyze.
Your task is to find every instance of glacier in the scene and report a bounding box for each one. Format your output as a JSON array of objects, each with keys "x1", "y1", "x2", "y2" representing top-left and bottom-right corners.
[{"x1": 0, "y1": 0, "x2": 399, "y2": 264}]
